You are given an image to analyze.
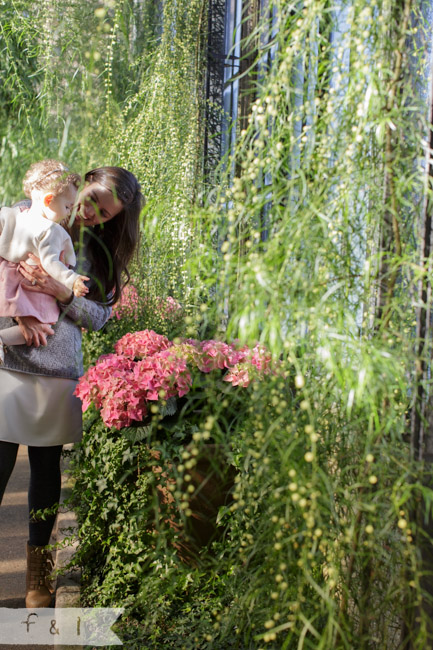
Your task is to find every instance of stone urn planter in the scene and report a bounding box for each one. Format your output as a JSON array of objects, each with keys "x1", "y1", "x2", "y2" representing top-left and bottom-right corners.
[{"x1": 154, "y1": 444, "x2": 236, "y2": 564}]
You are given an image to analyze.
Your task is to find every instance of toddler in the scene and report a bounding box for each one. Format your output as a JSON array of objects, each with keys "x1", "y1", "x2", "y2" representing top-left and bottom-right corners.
[{"x1": 0, "y1": 159, "x2": 90, "y2": 363}]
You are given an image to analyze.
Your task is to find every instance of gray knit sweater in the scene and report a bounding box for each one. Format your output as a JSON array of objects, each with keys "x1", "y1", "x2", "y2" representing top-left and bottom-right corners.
[
  {"x1": 0, "y1": 295, "x2": 111, "y2": 380},
  {"x1": 0, "y1": 205, "x2": 111, "y2": 379}
]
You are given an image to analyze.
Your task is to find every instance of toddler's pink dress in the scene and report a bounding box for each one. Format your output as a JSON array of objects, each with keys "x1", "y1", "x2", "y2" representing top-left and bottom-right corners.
[
  {"x1": 0, "y1": 257, "x2": 60, "y2": 323},
  {"x1": 0, "y1": 205, "x2": 78, "y2": 324}
]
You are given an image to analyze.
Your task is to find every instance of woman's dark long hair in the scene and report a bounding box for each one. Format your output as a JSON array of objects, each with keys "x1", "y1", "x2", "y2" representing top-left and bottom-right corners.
[{"x1": 74, "y1": 167, "x2": 143, "y2": 305}]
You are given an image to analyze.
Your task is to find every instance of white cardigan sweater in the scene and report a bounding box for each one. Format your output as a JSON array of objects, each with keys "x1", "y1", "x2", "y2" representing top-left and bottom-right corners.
[{"x1": 0, "y1": 206, "x2": 80, "y2": 291}]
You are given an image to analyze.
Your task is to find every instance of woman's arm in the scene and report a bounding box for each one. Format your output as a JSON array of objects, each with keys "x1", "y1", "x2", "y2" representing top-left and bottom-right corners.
[
  {"x1": 19, "y1": 253, "x2": 74, "y2": 303},
  {"x1": 57, "y1": 295, "x2": 112, "y2": 331},
  {"x1": 19, "y1": 253, "x2": 111, "y2": 332}
]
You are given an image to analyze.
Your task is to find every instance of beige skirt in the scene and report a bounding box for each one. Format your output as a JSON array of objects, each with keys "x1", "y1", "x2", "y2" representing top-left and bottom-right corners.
[{"x1": 0, "y1": 369, "x2": 83, "y2": 446}]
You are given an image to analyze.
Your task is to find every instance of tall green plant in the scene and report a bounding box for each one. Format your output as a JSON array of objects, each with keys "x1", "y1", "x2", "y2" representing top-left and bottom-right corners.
[
  {"x1": 182, "y1": 0, "x2": 433, "y2": 646},
  {"x1": 3, "y1": 0, "x2": 433, "y2": 647}
]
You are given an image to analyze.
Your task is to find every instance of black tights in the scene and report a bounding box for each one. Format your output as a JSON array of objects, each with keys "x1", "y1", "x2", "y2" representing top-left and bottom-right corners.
[{"x1": 0, "y1": 441, "x2": 62, "y2": 546}]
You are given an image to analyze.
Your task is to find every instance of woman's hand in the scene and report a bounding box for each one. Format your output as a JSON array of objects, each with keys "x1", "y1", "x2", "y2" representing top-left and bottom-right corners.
[
  {"x1": 16, "y1": 316, "x2": 55, "y2": 347},
  {"x1": 18, "y1": 253, "x2": 74, "y2": 304}
]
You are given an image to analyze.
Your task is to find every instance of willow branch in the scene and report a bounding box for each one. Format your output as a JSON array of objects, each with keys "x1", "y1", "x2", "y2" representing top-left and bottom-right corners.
[{"x1": 377, "y1": 0, "x2": 412, "y2": 329}]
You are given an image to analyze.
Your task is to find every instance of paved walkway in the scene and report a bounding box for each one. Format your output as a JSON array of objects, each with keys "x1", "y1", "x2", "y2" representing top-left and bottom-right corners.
[{"x1": 0, "y1": 445, "x2": 55, "y2": 649}]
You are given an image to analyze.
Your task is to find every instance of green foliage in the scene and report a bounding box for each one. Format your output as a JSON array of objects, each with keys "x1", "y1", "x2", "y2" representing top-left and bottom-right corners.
[
  {"x1": 82, "y1": 277, "x2": 185, "y2": 367},
  {"x1": 3, "y1": 0, "x2": 433, "y2": 646},
  {"x1": 108, "y1": 0, "x2": 208, "y2": 306},
  {"x1": 69, "y1": 368, "x2": 299, "y2": 649},
  {"x1": 70, "y1": 411, "x2": 156, "y2": 609},
  {"x1": 69, "y1": 351, "x2": 427, "y2": 649}
]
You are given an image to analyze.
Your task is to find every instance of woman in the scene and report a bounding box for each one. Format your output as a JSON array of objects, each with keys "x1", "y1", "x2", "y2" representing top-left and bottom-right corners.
[{"x1": 0, "y1": 166, "x2": 143, "y2": 607}]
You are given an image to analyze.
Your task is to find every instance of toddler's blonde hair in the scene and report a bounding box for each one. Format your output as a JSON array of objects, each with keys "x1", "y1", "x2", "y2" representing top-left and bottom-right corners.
[{"x1": 23, "y1": 159, "x2": 81, "y2": 198}]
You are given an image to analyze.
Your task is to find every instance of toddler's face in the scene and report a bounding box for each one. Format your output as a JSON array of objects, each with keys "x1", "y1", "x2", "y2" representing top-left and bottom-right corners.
[{"x1": 48, "y1": 184, "x2": 78, "y2": 223}]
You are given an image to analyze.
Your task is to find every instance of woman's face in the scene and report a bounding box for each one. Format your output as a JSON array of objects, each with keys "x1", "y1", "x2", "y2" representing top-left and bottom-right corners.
[{"x1": 75, "y1": 181, "x2": 123, "y2": 226}]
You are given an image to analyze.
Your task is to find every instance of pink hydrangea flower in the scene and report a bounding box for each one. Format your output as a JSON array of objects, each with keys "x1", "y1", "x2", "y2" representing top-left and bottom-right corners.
[
  {"x1": 250, "y1": 343, "x2": 273, "y2": 374},
  {"x1": 196, "y1": 340, "x2": 249, "y2": 373},
  {"x1": 75, "y1": 328, "x2": 276, "y2": 430},
  {"x1": 111, "y1": 284, "x2": 140, "y2": 321},
  {"x1": 134, "y1": 349, "x2": 192, "y2": 400},
  {"x1": 115, "y1": 329, "x2": 172, "y2": 359},
  {"x1": 223, "y1": 365, "x2": 251, "y2": 387},
  {"x1": 163, "y1": 296, "x2": 183, "y2": 318},
  {"x1": 75, "y1": 354, "x2": 135, "y2": 411}
]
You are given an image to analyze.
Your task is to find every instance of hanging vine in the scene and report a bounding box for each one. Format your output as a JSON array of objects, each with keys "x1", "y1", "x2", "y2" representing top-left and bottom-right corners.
[{"x1": 1, "y1": 0, "x2": 433, "y2": 647}]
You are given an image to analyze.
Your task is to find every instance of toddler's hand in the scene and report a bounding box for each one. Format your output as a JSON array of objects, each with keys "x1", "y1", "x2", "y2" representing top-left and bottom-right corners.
[
  {"x1": 16, "y1": 316, "x2": 55, "y2": 347},
  {"x1": 73, "y1": 275, "x2": 90, "y2": 297}
]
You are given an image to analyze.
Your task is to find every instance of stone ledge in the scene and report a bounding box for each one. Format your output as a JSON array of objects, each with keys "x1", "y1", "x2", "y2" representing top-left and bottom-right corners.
[{"x1": 54, "y1": 443, "x2": 82, "y2": 649}]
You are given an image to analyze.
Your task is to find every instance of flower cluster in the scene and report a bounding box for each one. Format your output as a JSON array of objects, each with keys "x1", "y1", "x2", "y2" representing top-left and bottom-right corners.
[
  {"x1": 163, "y1": 296, "x2": 183, "y2": 318},
  {"x1": 115, "y1": 329, "x2": 171, "y2": 358},
  {"x1": 75, "y1": 354, "x2": 146, "y2": 429},
  {"x1": 111, "y1": 284, "x2": 140, "y2": 321},
  {"x1": 111, "y1": 285, "x2": 183, "y2": 324},
  {"x1": 196, "y1": 340, "x2": 248, "y2": 372},
  {"x1": 223, "y1": 343, "x2": 274, "y2": 386},
  {"x1": 75, "y1": 329, "x2": 274, "y2": 430}
]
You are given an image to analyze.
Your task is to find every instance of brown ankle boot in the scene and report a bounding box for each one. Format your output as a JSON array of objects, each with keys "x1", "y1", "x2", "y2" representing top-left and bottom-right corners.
[{"x1": 25, "y1": 542, "x2": 54, "y2": 608}]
